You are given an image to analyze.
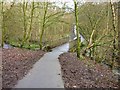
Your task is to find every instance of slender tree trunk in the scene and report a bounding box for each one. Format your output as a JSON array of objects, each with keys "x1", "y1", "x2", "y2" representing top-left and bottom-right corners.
[
  {"x1": 1, "y1": 1, "x2": 4, "y2": 47},
  {"x1": 107, "y1": 2, "x2": 109, "y2": 32},
  {"x1": 74, "y1": 0, "x2": 81, "y2": 58},
  {"x1": 39, "y1": 2, "x2": 48, "y2": 49},
  {"x1": 21, "y1": 1, "x2": 28, "y2": 47},
  {"x1": 118, "y1": 1, "x2": 120, "y2": 69},
  {"x1": 110, "y1": 0, "x2": 117, "y2": 69},
  {"x1": 27, "y1": 1, "x2": 34, "y2": 42}
]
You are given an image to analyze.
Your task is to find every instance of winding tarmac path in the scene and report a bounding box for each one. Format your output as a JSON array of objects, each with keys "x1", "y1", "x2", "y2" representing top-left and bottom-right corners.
[{"x1": 14, "y1": 43, "x2": 69, "y2": 88}]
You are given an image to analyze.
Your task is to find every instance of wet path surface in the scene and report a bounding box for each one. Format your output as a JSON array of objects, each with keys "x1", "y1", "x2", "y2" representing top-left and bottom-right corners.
[{"x1": 14, "y1": 43, "x2": 69, "y2": 88}]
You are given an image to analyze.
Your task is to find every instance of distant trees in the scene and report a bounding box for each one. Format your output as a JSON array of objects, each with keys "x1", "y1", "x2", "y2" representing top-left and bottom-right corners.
[
  {"x1": 1, "y1": 1, "x2": 15, "y2": 47},
  {"x1": 1, "y1": 1, "x2": 72, "y2": 49}
]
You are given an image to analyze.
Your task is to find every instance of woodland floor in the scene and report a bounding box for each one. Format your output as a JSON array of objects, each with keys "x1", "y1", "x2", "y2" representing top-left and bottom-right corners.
[
  {"x1": 59, "y1": 53, "x2": 119, "y2": 89},
  {"x1": 2, "y1": 47, "x2": 45, "y2": 88},
  {"x1": 1, "y1": 47, "x2": 120, "y2": 89}
]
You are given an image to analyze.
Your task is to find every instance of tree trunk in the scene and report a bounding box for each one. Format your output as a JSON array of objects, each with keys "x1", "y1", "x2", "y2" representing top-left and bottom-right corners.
[
  {"x1": 74, "y1": 0, "x2": 81, "y2": 58},
  {"x1": 21, "y1": 1, "x2": 28, "y2": 47},
  {"x1": 1, "y1": 1, "x2": 4, "y2": 47},
  {"x1": 39, "y1": 2, "x2": 48, "y2": 49},
  {"x1": 27, "y1": 1, "x2": 35, "y2": 42},
  {"x1": 118, "y1": 1, "x2": 120, "y2": 69},
  {"x1": 110, "y1": 0, "x2": 117, "y2": 69}
]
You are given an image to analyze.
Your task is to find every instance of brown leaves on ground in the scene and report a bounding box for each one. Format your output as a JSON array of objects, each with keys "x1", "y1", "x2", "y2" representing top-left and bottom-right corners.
[
  {"x1": 2, "y1": 48, "x2": 45, "y2": 88},
  {"x1": 59, "y1": 53, "x2": 119, "y2": 88}
]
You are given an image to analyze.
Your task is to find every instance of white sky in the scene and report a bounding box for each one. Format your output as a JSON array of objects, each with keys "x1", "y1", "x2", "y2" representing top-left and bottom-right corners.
[
  {"x1": 0, "y1": 0, "x2": 75, "y2": 9},
  {"x1": 1, "y1": 0, "x2": 119, "y2": 9},
  {"x1": 1, "y1": 0, "x2": 119, "y2": 2}
]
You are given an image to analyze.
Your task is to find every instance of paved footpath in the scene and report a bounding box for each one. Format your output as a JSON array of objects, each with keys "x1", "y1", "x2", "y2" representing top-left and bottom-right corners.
[{"x1": 14, "y1": 43, "x2": 69, "y2": 88}]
